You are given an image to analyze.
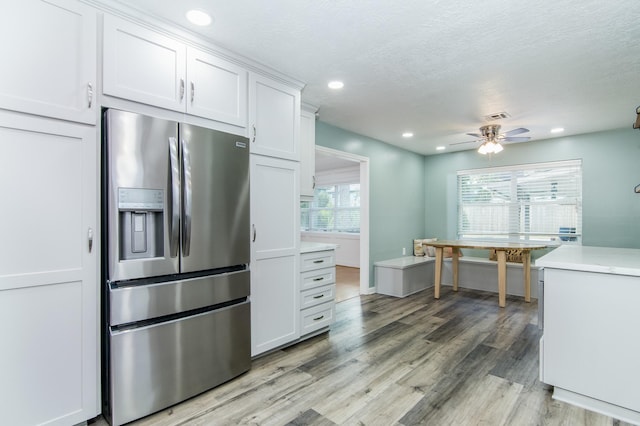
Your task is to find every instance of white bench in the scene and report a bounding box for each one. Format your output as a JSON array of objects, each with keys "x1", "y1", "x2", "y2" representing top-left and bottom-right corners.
[
  {"x1": 375, "y1": 255, "x2": 541, "y2": 299},
  {"x1": 374, "y1": 256, "x2": 435, "y2": 297}
]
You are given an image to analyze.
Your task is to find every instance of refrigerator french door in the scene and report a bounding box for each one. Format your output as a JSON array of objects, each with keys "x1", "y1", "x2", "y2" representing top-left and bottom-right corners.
[{"x1": 102, "y1": 109, "x2": 251, "y2": 426}]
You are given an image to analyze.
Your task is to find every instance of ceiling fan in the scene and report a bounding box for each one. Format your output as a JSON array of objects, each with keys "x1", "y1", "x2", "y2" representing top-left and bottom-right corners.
[{"x1": 451, "y1": 124, "x2": 530, "y2": 154}]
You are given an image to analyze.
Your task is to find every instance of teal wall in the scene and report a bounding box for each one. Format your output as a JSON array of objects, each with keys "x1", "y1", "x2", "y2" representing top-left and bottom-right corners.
[
  {"x1": 424, "y1": 128, "x2": 640, "y2": 250},
  {"x1": 315, "y1": 121, "x2": 426, "y2": 287},
  {"x1": 316, "y1": 122, "x2": 640, "y2": 286}
]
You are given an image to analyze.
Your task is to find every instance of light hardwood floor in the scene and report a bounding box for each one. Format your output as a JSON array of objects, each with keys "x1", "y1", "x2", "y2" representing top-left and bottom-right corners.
[
  {"x1": 335, "y1": 266, "x2": 360, "y2": 302},
  {"x1": 92, "y1": 288, "x2": 631, "y2": 426}
]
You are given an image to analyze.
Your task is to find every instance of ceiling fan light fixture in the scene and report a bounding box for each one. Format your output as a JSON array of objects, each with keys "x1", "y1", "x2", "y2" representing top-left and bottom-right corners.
[{"x1": 477, "y1": 140, "x2": 503, "y2": 155}]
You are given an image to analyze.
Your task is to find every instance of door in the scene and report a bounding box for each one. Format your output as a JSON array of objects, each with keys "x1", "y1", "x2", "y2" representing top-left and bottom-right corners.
[
  {"x1": 0, "y1": 0, "x2": 96, "y2": 124},
  {"x1": 103, "y1": 14, "x2": 186, "y2": 112},
  {"x1": 186, "y1": 47, "x2": 248, "y2": 128},
  {"x1": 105, "y1": 109, "x2": 179, "y2": 281},
  {"x1": 180, "y1": 124, "x2": 250, "y2": 272},
  {"x1": 0, "y1": 111, "x2": 98, "y2": 425},
  {"x1": 249, "y1": 74, "x2": 300, "y2": 161},
  {"x1": 250, "y1": 155, "x2": 300, "y2": 355}
]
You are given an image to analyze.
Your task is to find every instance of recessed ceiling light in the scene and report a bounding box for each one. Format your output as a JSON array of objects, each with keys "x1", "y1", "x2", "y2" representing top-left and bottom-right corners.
[
  {"x1": 328, "y1": 81, "x2": 344, "y2": 90},
  {"x1": 436, "y1": 146, "x2": 446, "y2": 151},
  {"x1": 402, "y1": 132, "x2": 413, "y2": 138},
  {"x1": 186, "y1": 9, "x2": 212, "y2": 26},
  {"x1": 550, "y1": 127, "x2": 565, "y2": 134}
]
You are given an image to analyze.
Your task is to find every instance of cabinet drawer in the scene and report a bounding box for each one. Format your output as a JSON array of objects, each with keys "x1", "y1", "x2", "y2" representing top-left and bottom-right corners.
[
  {"x1": 300, "y1": 250, "x2": 335, "y2": 272},
  {"x1": 300, "y1": 302, "x2": 334, "y2": 336},
  {"x1": 300, "y1": 284, "x2": 335, "y2": 310},
  {"x1": 300, "y1": 267, "x2": 335, "y2": 291}
]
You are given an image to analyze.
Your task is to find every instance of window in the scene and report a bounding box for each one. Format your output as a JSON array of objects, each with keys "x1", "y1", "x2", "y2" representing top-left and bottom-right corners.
[
  {"x1": 301, "y1": 183, "x2": 360, "y2": 233},
  {"x1": 457, "y1": 160, "x2": 582, "y2": 242}
]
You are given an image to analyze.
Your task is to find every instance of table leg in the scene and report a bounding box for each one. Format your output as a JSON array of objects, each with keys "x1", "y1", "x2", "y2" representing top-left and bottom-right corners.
[
  {"x1": 434, "y1": 247, "x2": 443, "y2": 299},
  {"x1": 522, "y1": 250, "x2": 531, "y2": 303},
  {"x1": 497, "y1": 249, "x2": 507, "y2": 308},
  {"x1": 452, "y1": 247, "x2": 460, "y2": 292}
]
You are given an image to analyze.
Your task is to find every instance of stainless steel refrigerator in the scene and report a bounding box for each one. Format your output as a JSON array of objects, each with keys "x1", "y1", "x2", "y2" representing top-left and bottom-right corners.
[{"x1": 102, "y1": 109, "x2": 250, "y2": 425}]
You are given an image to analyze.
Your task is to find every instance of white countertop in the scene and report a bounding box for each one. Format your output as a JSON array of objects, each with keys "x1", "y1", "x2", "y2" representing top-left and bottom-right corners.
[
  {"x1": 536, "y1": 245, "x2": 640, "y2": 277},
  {"x1": 300, "y1": 241, "x2": 339, "y2": 254}
]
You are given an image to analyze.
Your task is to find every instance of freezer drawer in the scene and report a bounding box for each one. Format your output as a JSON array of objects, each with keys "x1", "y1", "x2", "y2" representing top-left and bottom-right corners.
[
  {"x1": 110, "y1": 270, "x2": 249, "y2": 326},
  {"x1": 108, "y1": 301, "x2": 250, "y2": 426}
]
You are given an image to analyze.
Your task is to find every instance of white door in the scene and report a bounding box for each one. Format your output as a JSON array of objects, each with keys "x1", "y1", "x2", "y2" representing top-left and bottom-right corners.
[
  {"x1": 0, "y1": 0, "x2": 97, "y2": 124},
  {"x1": 0, "y1": 111, "x2": 98, "y2": 426},
  {"x1": 103, "y1": 14, "x2": 186, "y2": 112},
  {"x1": 249, "y1": 74, "x2": 300, "y2": 161},
  {"x1": 250, "y1": 155, "x2": 300, "y2": 356},
  {"x1": 186, "y1": 47, "x2": 248, "y2": 128}
]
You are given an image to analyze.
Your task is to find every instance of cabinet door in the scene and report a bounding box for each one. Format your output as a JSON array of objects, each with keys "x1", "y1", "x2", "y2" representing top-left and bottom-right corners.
[
  {"x1": 0, "y1": 0, "x2": 96, "y2": 124},
  {"x1": 249, "y1": 74, "x2": 300, "y2": 161},
  {"x1": 543, "y1": 268, "x2": 640, "y2": 413},
  {"x1": 250, "y1": 155, "x2": 300, "y2": 355},
  {"x1": 103, "y1": 14, "x2": 186, "y2": 112},
  {"x1": 0, "y1": 112, "x2": 98, "y2": 425},
  {"x1": 187, "y1": 47, "x2": 248, "y2": 128},
  {"x1": 300, "y1": 108, "x2": 316, "y2": 198}
]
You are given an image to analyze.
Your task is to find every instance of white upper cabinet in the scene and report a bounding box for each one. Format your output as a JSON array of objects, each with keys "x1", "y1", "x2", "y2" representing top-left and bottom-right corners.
[
  {"x1": 103, "y1": 15, "x2": 187, "y2": 113},
  {"x1": 0, "y1": 0, "x2": 97, "y2": 124},
  {"x1": 249, "y1": 73, "x2": 300, "y2": 160},
  {"x1": 300, "y1": 105, "x2": 317, "y2": 199},
  {"x1": 186, "y1": 47, "x2": 247, "y2": 127},
  {"x1": 103, "y1": 15, "x2": 248, "y2": 128}
]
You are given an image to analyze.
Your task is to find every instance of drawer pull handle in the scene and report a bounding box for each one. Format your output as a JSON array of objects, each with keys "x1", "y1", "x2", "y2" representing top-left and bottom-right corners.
[
  {"x1": 313, "y1": 315, "x2": 325, "y2": 321},
  {"x1": 313, "y1": 277, "x2": 324, "y2": 282},
  {"x1": 313, "y1": 260, "x2": 324, "y2": 264},
  {"x1": 313, "y1": 294, "x2": 324, "y2": 299}
]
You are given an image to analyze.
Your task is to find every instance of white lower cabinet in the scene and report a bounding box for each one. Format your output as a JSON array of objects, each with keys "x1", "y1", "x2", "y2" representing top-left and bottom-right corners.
[
  {"x1": 250, "y1": 155, "x2": 300, "y2": 356},
  {"x1": 299, "y1": 250, "x2": 336, "y2": 338},
  {"x1": 0, "y1": 111, "x2": 98, "y2": 425},
  {"x1": 542, "y1": 267, "x2": 640, "y2": 418}
]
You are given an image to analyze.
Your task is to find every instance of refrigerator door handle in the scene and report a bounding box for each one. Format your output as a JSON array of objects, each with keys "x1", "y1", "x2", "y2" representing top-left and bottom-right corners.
[
  {"x1": 182, "y1": 138, "x2": 193, "y2": 257},
  {"x1": 169, "y1": 137, "x2": 180, "y2": 258}
]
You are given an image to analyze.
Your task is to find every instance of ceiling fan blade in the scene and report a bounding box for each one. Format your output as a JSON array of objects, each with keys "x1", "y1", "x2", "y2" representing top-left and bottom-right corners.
[
  {"x1": 503, "y1": 127, "x2": 529, "y2": 136},
  {"x1": 466, "y1": 132, "x2": 482, "y2": 137},
  {"x1": 502, "y1": 136, "x2": 531, "y2": 143},
  {"x1": 450, "y1": 139, "x2": 479, "y2": 146}
]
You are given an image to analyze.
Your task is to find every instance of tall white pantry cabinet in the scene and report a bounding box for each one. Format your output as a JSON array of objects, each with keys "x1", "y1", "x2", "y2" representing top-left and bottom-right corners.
[
  {"x1": 0, "y1": 1, "x2": 99, "y2": 425},
  {"x1": 249, "y1": 75, "x2": 302, "y2": 356}
]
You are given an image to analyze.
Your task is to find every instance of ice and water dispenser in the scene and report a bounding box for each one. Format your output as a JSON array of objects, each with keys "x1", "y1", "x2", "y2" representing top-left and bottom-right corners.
[{"x1": 117, "y1": 188, "x2": 164, "y2": 260}]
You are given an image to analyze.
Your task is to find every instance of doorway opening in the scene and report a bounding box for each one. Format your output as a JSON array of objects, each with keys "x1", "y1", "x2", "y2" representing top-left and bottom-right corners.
[{"x1": 301, "y1": 146, "x2": 370, "y2": 301}]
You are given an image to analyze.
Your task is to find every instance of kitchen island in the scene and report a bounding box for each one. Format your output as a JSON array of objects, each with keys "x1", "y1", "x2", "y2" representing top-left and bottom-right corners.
[{"x1": 537, "y1": 245, "x2": 640, "y2": 425}]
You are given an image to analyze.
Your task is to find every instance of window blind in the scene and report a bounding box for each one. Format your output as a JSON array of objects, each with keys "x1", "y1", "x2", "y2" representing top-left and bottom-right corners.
[
  {"x1": 301, "y1": 183, "x2": 360, "y2": 233},
  {"x1": 457, "y1": 160, "x2": 582, "y2": 242}
]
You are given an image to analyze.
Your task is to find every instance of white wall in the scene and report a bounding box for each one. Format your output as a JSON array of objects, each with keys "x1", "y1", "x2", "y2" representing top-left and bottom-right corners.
[{"x1": 301, "y1": 232, "x2": 360, "y2": 267}]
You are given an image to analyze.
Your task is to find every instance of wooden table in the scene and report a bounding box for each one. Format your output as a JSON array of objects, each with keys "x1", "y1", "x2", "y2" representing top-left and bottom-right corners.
[{"x1": 428, "y1": 240, "x2": 547, "y2": 307}]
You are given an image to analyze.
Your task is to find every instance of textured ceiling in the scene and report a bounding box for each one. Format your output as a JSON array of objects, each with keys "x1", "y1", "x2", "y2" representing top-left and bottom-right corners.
[{"x1": 109, "y1": 0, "x2": 640, "y2": 155}]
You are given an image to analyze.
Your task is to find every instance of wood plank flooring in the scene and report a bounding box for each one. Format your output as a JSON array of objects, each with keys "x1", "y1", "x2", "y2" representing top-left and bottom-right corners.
[
  {"x1": 335, "y1": 266, "x2": 360, "y2": 302},
  {"x1": 92, "y1": 288, "x2": 632, "y2": 426}
]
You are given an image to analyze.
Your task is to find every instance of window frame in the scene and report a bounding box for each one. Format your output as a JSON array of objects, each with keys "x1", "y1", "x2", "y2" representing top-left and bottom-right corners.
[
  {"x1": 301, "y1": 182, "x2": 361, "y2": 234},
  {"x1": 457, "y1": 160, "x2": 583, "y2": 243}
]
